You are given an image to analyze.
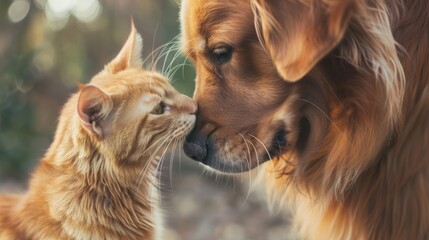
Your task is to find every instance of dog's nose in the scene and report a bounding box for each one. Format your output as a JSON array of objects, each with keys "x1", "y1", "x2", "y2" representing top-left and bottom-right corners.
[{"x1": 183, "y1": 129, "x2": 207, "y2": 162}]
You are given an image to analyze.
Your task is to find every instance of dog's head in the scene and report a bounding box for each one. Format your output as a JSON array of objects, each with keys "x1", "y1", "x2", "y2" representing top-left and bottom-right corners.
[{"x1": 181, "y1": 0, "x2": 404, "y2": 192}]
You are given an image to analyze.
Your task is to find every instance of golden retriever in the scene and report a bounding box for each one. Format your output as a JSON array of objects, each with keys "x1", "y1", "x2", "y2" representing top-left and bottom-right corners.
[{"x1": 180, "y1": 0, "x2": 429, "y2": 239}]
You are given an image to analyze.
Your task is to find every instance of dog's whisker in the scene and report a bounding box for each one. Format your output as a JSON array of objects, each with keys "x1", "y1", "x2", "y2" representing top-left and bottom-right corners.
[
  {"x1": 238, "y1": 133, "x2": 254, "y2": 204},
  {"x1": 248, "y1": 134, "x2": 272, "y2": 161},
  {"x1": 297, "y1": 98, "x2": 343, "y2": 134},
  {"x1": 244, "y1": 152, "x2": 253, "y2": 206},
  {"x1": 247, "y1": 139, "x2": 261, "y2": 175},
  {"x1": 248, "y1": 134, "x2": 280, "y2": 192}
]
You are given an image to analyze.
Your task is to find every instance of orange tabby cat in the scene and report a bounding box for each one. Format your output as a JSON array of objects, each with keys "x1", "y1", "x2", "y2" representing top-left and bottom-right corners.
[{"x1": 0, "y1": 24, "x2": 196, "y2": 240}]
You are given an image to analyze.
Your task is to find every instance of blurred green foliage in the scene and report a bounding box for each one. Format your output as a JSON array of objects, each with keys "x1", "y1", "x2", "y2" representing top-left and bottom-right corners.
[{"x1": 0, "y1": 0, "x2": 195, "y2": 180}]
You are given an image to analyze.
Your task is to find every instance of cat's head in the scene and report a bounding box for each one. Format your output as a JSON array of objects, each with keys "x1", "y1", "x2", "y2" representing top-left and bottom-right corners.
[{"x1": 73, "y1": 23, "x2": 196, "y2": 169}]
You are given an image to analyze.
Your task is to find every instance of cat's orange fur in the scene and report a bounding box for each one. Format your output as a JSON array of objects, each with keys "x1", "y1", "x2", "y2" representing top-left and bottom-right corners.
[{"x1": 0, "y1": 24, "x2": 196, "y2": 240}]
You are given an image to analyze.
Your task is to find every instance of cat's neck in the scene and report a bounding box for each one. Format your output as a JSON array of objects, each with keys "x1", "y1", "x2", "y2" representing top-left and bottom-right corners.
[{"x1": 21, "y1": 128, "x2": 160, "y2": 240}]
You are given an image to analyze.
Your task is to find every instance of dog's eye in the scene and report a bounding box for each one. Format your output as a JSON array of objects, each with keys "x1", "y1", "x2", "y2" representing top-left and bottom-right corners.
[
  {"x1": 210, "y1": 45, "x2": 233, "y2": 64},
  {"x1": 151, "y1": 102, "x2": 170, "y2": 115}
]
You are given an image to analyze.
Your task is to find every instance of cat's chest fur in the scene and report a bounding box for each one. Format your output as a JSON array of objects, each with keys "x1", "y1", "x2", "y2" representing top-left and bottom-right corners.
[
  {"x1": 48, "y1": 172, "x2": 159, "y2": 240},
  {"x1": 0, "y1": 160, "x2": 160, "y2": 240}
]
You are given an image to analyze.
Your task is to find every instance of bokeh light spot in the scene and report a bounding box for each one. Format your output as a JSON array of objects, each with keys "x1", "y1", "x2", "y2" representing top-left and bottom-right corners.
[
  {"x1": 46, "y1": 0, "x2": 76, "y2": 19},
  {"x1": 8, "y1": 0, "x2": 31, "y2": 23},
  {"x1": 72, "y1": 0, "x2": 101, "y2": 23}
]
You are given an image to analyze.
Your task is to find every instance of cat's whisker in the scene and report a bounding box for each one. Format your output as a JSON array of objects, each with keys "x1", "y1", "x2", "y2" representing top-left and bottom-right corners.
[
  {"x1": 137, "y1": 134, "x2": 173, "y2": 186},
  {"x1": 150, "y1": 137, "x2": 175, "y2": 203},
  {"x1": 167, "y1": 47, "x2": 195, "y2": 80},
  {"x1": 149, "y1": 22, "x2": 160, "y2": 72},
  {"x1": 172, "y1": 52, "x2": 194, "y2": 81},
  {"x1": 153, "y1": 138, "x2": 175, "y2": 191},
  {"x1": 164, "y1": 139, "x2": 175, "y2": 192},
  {"x1": 181, "y1": 52, "x2": 192, "y2": 83},
  {"x1": 161, "y1": 41, "x2": 182, "y2": 75},
  {"x1": 143, "y1": 42, "x2": 173, "y2": 69},
  {"x1": 164, "y1": 46, "x2": 185, "y2": 75},
  {"x1": 178, "y1": 137, "x2": 183, "y2": 177},
  {"x1": 142, "y1": 41, "x2": 176, "y2": 68},
  {"x1": 168, "y1": 138, "x2": 180, "y2": 193},
  {"x1": 147, "y1": 47, "x2": 178, "y2": 76},
  {"x1": 154, "y1": 45, "x2": 181, "y2": 74},
  {"x1": 167, "y1": 63, "x2": 193, "y2": 81},
  {"x1": 166, "y1": 58, "x2": 185, "y2": 79},
  {"x1": 142, "y1": 134, "x2": 172, "y2": 155},
  {"x1": 119, "y1": 134, "x2": 170, "y2": 169},
  {"x1": 150, "y1": 39, "x2": 182, "y2": 74},
  {"x1": 148, "y1": 42, "x2": 180, "y2": 73},
  {"x1": 176, "y1": 38, "x2": 198, "y2": 80},
  {"x1": 119, "y1": 135, "x2": 164, "y2": 168},
  {"x1": 160, "y1": 44, "x2": 175, "y2": 75},
  {"x1": 142, "y1": 34, "x2": 180, "y2": 67}
]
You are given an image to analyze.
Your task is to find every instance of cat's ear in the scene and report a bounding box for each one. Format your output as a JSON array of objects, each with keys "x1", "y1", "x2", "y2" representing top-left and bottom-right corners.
[
  {"x1": 105, "y1": 20, "x2": 143, "y2": 74},
  {"x1": 77, "y1": 85, "x2": 112, "y2": 138}
]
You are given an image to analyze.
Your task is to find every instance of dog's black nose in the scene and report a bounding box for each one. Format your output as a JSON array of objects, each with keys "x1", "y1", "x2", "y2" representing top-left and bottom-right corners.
[
  {"x1": 183, "y1": 141, "x2": 206, "y2": 162},
  {"x1": 183, "y1": 130, "x2": 207, "y2": 162}
]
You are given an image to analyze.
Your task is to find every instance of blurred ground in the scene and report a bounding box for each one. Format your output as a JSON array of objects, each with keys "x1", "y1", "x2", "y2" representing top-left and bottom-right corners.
[
  {"x1": 161, "y1": 158, "x2": 295, "y2": 240},
  {"x1": 0, "y1": 0, "x2": 295, "y2": 239}
]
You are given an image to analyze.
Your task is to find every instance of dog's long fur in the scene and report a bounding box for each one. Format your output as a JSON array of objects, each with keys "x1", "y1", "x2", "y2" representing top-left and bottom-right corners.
[{"x1": 181, "y1": 0, "x2": 429, "y2": 239}]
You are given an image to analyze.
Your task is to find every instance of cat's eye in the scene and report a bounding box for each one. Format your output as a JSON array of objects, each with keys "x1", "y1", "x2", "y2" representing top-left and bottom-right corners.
[
  {"x1": 151, "y1": 102, "x2": 170, "y2": 115},
  {"x1": 210, "y1": 45, "x2": 233, "y2": 64}
]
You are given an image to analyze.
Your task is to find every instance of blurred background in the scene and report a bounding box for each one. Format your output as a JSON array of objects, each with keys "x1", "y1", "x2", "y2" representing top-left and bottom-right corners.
[{"x1": 0, "y1": 0, "x2": 292, "y2": 239}]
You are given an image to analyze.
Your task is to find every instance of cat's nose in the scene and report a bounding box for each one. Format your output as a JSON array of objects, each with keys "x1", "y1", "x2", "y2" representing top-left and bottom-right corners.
[{"x1": 182, "y1": 97, "x2": 197, "y2": 115}]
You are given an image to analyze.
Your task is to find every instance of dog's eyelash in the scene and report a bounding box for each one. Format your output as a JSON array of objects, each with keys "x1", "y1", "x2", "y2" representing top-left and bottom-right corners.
[{"x1": 209, "y1": 45, "x2": 233, "y2": 64}]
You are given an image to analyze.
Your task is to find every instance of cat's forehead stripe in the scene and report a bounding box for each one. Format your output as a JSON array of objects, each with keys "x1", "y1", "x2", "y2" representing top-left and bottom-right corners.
[{"x1": 140, "y1": 85, "x2": 164, "y2": 98}]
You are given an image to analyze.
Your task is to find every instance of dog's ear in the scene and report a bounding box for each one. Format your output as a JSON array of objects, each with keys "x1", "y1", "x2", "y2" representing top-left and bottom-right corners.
[{"x1": 252, "y1": 0, "x2": 354, "y2": 81}]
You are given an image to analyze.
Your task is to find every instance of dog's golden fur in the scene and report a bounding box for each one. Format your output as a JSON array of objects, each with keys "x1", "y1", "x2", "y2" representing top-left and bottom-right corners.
[
  {"x1": 0, "y1": 25, "x2": 196, "y2": 240},
  {"x1": 181, "y1": 0, "x2": 429, "y2": 239}
]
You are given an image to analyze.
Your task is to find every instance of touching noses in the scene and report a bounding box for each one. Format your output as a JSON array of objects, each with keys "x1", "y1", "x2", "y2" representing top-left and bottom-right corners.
[{"x1": 181, "y1": 96, "x2": 198, "y2": 115}]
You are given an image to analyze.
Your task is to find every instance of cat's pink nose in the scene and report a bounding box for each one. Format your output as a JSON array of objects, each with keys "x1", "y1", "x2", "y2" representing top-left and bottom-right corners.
[{"x1": 182, "y1": 97, "x2": 197, "y2": 115}]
